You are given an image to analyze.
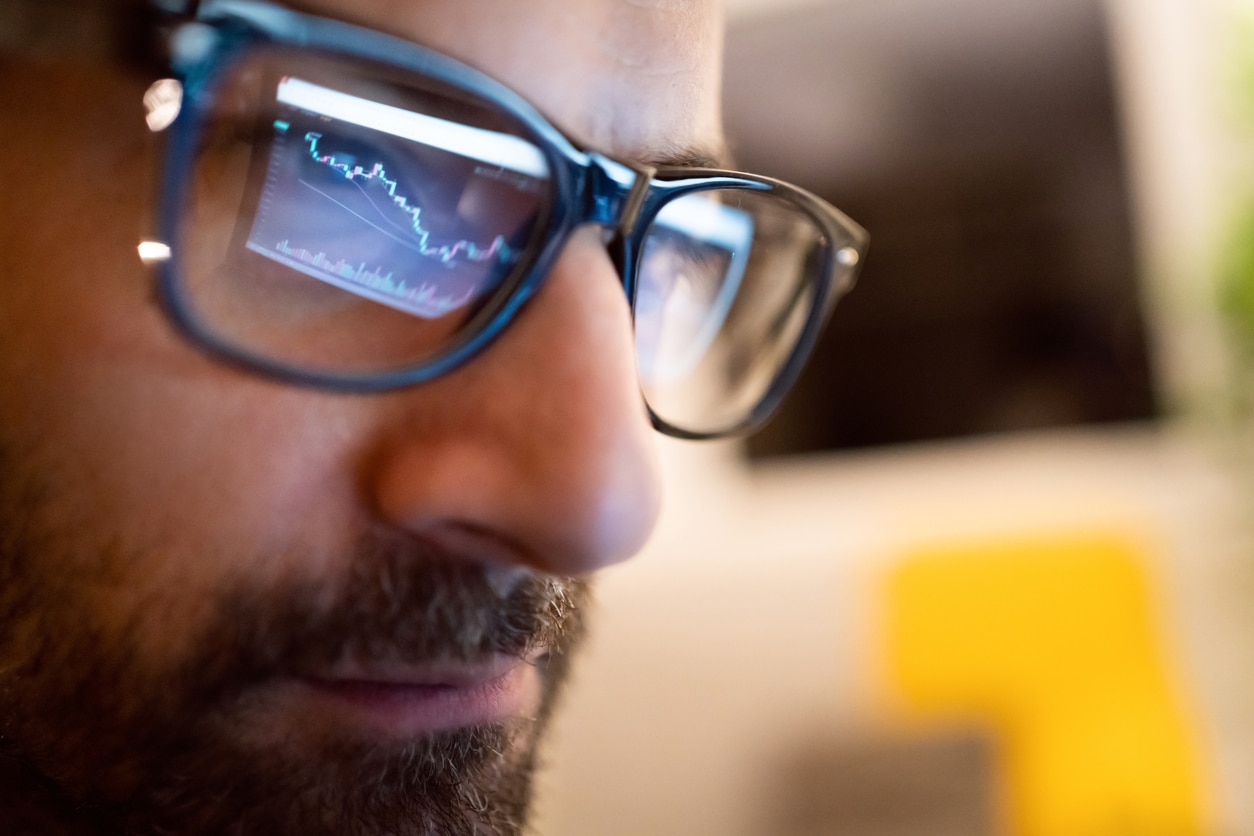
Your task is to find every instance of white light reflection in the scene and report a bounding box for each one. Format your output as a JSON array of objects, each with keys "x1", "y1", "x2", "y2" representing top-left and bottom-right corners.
[
  {"x1": 138, "y1": 241, "x2": 172, "y2": 264},
  {"x1": 143, "y1": 79, "x2": 183, "y2": 132}
]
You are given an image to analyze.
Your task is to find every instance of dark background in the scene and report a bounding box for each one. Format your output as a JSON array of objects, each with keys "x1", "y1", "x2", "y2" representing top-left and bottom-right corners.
[{"x1": 722, "y1": 0, "x2": 1157, "y2": 458}]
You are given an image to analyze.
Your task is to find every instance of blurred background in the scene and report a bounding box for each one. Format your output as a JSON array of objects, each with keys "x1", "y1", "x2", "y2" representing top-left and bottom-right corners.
[{"x1": 533, "y1": 0, "x2": 1254, "y2": 834}]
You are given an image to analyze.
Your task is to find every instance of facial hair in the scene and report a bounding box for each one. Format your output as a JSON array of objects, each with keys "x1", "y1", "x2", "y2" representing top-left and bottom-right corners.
[{"x1": 0, "y1": 450, "x2": 589, "y2": 836}]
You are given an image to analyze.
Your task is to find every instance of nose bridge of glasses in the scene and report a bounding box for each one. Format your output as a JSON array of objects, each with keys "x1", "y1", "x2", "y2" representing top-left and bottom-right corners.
[{"x1": 581, "y1": 153, "x2": 655, "y2": 238}]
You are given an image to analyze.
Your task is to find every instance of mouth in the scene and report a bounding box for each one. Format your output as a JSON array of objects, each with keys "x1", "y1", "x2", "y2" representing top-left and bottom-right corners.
[{"x1": 289, "y1": 654, "x2": 543, "y2": 738}]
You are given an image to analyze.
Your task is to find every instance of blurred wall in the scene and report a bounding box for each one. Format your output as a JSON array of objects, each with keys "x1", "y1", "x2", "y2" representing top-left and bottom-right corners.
[{"x1": 531, "y1": 1, "x2": 1254, "y2": 835}]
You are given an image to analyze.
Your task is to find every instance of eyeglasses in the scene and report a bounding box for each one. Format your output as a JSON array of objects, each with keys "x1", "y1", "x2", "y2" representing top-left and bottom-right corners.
[{"x1": 141, "y1": 0, "x2": 868, "y2": 439}]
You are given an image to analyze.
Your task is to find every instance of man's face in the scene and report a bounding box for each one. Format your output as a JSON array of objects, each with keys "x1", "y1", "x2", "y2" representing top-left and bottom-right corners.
[{"x1": 0, "y1": 1, "x2": 724, "y2": 833}]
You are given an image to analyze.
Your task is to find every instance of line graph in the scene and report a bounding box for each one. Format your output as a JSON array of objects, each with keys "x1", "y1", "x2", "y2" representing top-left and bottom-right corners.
[
  {"x1": 302, "y1": 131, "x2": 513, "y2": 267},
  {"x1": 244, "y1": 112, "x2": 543, "y2": 320}
]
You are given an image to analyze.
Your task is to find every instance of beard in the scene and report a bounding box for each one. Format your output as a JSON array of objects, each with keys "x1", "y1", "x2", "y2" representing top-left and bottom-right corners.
[{"x1": 0, "y1": 452, "x2": 589, "y2": 836}]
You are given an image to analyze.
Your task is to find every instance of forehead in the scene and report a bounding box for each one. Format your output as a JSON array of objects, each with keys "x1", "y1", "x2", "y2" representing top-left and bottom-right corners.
[{"x1": 286, "y1": 0, "x2": 727, "y2": 164}]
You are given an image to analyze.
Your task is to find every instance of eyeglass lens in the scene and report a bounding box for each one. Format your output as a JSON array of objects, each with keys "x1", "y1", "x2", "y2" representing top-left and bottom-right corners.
[
  {"x1": 635, "y1": 188, "x2": 827, "y2": 435},
  {"x1": 176, "y1": 48, "x2": 553, "y2": 372}
]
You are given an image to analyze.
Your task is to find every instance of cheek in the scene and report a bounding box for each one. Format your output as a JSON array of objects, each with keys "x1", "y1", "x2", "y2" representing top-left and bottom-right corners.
[
  {"x1": 2, "y1": 242, "x2": 369, "y2": 634},
  {"x1": 45, "y1": 371, "x2": 368, "y2": 586},
  {"x1": 0, "y1": 67, "x2": 158, "y2": 417},
  {"x1": 0, "y1": 367, "x2": 377, "y2": 675},
  {"x1": 0, "y1": 67, "x2": 374, "y2": 599}
]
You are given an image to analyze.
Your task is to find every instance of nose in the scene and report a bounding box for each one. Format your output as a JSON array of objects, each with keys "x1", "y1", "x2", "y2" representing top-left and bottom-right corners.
[{"x1": 367, "y1": 227, "x2": 663, "y2": 577}]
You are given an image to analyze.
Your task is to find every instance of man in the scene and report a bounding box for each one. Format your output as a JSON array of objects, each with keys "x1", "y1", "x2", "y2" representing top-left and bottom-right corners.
[{"x1": 0, "y1": 0, "x2": 865, "y2": 833}]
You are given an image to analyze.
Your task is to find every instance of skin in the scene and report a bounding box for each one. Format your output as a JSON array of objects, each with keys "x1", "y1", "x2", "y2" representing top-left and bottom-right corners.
[{"x1": 0, "y1": 0, "x2": 726, "y2": 832}]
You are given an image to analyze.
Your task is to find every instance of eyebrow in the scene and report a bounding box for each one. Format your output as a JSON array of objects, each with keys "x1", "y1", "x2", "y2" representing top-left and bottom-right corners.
[{"x1": 641, "y1": 143, "x2": 734, "y2": 171}]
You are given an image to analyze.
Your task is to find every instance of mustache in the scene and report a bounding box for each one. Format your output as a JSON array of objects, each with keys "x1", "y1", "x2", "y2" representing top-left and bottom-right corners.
[{"x1": 200, "y1": 531, "x2": 590, "y2": 687}]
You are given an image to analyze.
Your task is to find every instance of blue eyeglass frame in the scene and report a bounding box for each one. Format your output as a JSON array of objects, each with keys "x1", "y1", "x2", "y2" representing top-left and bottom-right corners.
[{"x1": 150, "y1": 0, "x2": 868, "y2": 439}]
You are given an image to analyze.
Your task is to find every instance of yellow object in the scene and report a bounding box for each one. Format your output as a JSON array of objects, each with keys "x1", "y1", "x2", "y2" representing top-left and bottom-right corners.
[{"x1": 884, "y1": 532, "x2": 1207, "y2": 836}]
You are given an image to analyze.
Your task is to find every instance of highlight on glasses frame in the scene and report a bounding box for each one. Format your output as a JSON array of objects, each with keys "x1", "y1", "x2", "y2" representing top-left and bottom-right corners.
[{"x1": 138, "y1": 0, "x2": 869, "y2": 439}]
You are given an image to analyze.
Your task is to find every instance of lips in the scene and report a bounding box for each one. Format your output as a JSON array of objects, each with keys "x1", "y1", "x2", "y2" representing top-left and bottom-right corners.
[{"x1": 292, "y1": 653, "x2": 542, "y2": 737}]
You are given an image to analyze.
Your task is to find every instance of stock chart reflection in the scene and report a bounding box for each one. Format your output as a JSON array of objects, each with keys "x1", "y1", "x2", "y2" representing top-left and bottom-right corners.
[{"x1": 243, "y1": 76, "x2": 550, "y2": 319}]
